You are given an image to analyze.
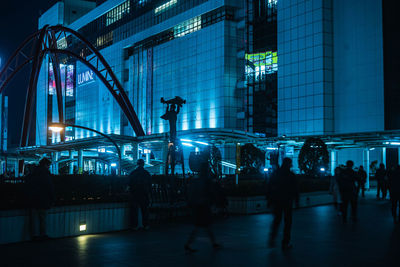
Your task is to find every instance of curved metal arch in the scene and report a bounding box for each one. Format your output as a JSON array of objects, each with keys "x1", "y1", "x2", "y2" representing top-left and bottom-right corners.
[
  {"x1": 44, "y1": 48, "x2": 144, "y2": 137},
  {"x1": 0, "y1": 31, "x2": 41, "y2": 92},
  {"x1": 0, "y1": 24, "x2": 145, "y2": 148},
  {"x1": 47, "y1": 25, "x2": 144, "y2": 137}
]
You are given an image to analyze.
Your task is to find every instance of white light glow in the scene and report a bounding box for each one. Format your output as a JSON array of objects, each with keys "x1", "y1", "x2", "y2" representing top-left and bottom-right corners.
[
  {"x1": 182, "y1": 142, "x2": 193, "y2": 147},
  {"x1": 111, "y1": 163, "x2": 117, "y2": 167},
  {"x1": 80, "y1": 224, "x2": 87, "y2": 231},
  {"x1": 49, "y1": 126, "x2": 64, "y2": 132},
  {"x1": 320, "y1": 167, "x2": 326, "y2": 172},
  {"x1": 194, "y1": 141, "x2": 209, "y2": 146},
  {"x1": 264, "y1": 168, "x2": 269, "y2": 172},
  {"x1": 180, "y1": 139, "x2": 192, "y2": 142},
  {"x1": 266, "y1": 147, "x2": 278, "y2": 150},
  {"x1": 221, "y1": 161, "x2": 236, "y2": 169},
  {"x1": 390, "y1": 142, "x2": 400, "y2": 145},
  {"x1": 155, "y1": 0, "x2": 177, "y2": 14}
]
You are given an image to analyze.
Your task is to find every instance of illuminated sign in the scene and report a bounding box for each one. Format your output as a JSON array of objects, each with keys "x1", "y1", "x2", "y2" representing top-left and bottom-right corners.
[
  {"x1": 245, "y1": 51, "x2": 278, "y2": 81},
  {"x1": 245, "y1": 51, "x2": 277, "y2": 68},
  {"x1": 48, "y1": 63, "x2": 74, "y2": 96},
  {"x1": 77, "y1": 70, "x2": 95, "y2": 86}
]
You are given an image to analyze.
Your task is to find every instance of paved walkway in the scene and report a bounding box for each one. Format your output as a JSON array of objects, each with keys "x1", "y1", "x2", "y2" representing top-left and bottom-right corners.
[{"x1": 1, "y1": 191, "x2": 399, "y2": 267}]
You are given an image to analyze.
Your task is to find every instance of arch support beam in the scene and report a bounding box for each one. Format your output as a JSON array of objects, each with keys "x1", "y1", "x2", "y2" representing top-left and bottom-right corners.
[{"x1": 0, "y1": 25, "x2": 145, "y2": 148}]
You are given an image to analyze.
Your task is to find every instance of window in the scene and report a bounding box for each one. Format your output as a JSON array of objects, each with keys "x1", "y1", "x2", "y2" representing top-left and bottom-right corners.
[
  {"x1": 155, "y1": 0, "x2": 177, "y2": 14},
  {"x1": 106, "y1": 0, "x2": 130, "y2": 26},
  {"x1": 173, "y1": 16, "x2": 201, "y2": 37}
]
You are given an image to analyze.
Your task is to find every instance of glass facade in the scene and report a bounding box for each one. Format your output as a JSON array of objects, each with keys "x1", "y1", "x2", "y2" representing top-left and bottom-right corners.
[{"x1": 37, "y1": 0, "x2": 278, "y2": 149}]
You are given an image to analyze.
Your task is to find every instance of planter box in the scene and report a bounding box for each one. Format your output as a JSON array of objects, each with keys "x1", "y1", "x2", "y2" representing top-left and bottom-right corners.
[
  {"x1": 0, "y1": 202, "x2": 131, "y2": 245},
  {"x1": 227, "y1": 196, "x2": 269, "y2": 214}
]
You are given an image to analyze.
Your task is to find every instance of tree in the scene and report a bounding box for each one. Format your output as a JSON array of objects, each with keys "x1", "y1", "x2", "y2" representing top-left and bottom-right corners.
[
  {"x1": 240, "y1": 143, "x2": 265, "y2": 175},
  {"x1": 298, "y1": 137, "x2": 329, "y2": 177}
]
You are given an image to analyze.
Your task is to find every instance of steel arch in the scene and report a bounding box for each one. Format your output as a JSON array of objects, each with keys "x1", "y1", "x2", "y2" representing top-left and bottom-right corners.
[{"x1": 0, "y1": 25, "x2": 145, "y2": 147}]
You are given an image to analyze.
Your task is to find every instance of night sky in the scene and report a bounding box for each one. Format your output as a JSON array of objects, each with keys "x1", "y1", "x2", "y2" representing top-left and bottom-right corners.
[{"x1": 0, "y1": 0, "x2": 59, "y2": 146}]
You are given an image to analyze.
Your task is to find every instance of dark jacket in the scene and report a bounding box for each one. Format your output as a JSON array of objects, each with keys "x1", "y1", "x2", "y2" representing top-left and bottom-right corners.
[
  {"x1": 187, "y1": 176, "x2": 213, "y2": 207},
  {"x1": 375, "y1": 168, "x2": 386, "y2": 182},
  {"x1": 389, "y1": 168, "x2": 400, "y2": 198},
  {"x1": 267, "y1": 167, "x2": 299, "y2": 204},
  {"x1": 129, "y1": 166, "x2": 152, "y2": 204},
  {"x1": 358, "y1": 169, "x2": 367, "y2": 184},
  {"x1": 25, "y1": 165, "x2": 55, "y2": 209},
  {"x1": 338, "y1": 168, "x2": 358, "y2": 196}
]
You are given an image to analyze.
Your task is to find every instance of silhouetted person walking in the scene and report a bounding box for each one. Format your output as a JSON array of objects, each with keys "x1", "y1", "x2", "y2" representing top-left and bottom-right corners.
[
  {"x1": 389, "y1": 165, "x2": 400, "y2": 224},
  {"x1": 267, "y1": 157, "x2": 299, "y2": 250},
  {"x1": 25, "y1": 158, "x2": 55, "y2": 240},
  {"x1": 184, "y1": 156, "x2": 220, "y2": 253},
  {"x1": 358, "y1": 165, "x2": 367, "y2": 197},
  {"x1": 338, "y1": 160, "x2": 359, "y2": 223},
  {"x1": 129, "y1": 159, "x2": 152, "y2": 230},
  {"x1": 376, "y1": 163, "x2": 386, "y2": 199}
]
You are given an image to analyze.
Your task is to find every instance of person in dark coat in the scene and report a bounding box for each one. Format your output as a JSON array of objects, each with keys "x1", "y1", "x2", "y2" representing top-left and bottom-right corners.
[
  {"x1": 129, "y1": 159, "x2": 152, "y2": 230},
  {"x1": 376, "y1": 163, "x2": 387, "y2": 199},
  {"x1": 338, "y1": 160, "x2": 359, "y2": 223},
  {"x1": 389, "y1": 165, "x2": 400, "y2": 224},
  {"x1": 25, "y1": 157, "x2": 55, "y2": 240},
  {"x1": 267, "y1": 157, "x2": 299, "y2": 250},
  {"x1": 184, "y1": 155, "x2": 220, "y2": 253},
  {"x1": 357, "y1": 165, "x2": 367, "y2": 197}
]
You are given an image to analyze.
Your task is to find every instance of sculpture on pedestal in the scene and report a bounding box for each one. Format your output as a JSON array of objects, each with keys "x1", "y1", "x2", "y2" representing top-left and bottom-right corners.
[{"x1": 160, "y1": 96, "x2": 186, "y2": 176}]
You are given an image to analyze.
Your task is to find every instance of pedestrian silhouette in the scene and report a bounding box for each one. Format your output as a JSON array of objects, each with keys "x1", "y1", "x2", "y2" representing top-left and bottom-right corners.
[
  {"x1": 129, "y1": 159, "x2": 152, "y2": 230},
  {"x1": 358, "y1": 165, "x2": 367, "y2": 197},
  {"x1": 376, "y1": 163, "x2": 387, "y2": 199},
  {"x1": 389, "y1": 165, "x2": 400, "y2": 224},
  {"x1": 25, "y1": 157, "x2": 55, "y2": 240},
  {"x1": 184, "y1": 154, "x2": 220, "y2": 253},
  {"x1": 337, "y1": 160, "x2": 359, "y2": 223},
  {"x1": 267, "y1": 157, "x2": 299, "y2": 250}
]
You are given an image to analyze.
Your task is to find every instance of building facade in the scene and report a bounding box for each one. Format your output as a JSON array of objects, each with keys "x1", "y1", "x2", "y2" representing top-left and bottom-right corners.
[
  {"x1": 35, "y1": 0, "x2": 281, "y2": 174},
  {"x1": 35, "y1": 0, "x2": 397, "y2": 176}
]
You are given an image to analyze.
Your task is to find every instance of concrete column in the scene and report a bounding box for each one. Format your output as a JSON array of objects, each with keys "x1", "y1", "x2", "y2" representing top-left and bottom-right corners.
[
  {"x1": 330, "y1": 149, "x2": 338, "y2": 176},
  {"x1": 398, "y1": 148, "x2": 400, "y2": 166},
  {"x1": 0, "y1": 160, "x2": 4, "y2": 175},
  {"x1": 146, "y1": 152, "x2": 150, "y2": 165},
  {"x1": 78, "y1": 150, "x2": 83, "y2": 174},
  {"x1": 121, "y1": 144, "x2": 126, "y2": 159},
  {"x1": 69, "y1": 151, "x2": 74, "y2": 174},
  {"x1": 14, "y1": 160, "x2": 19, "y2": 178},
  {"x1": 162, "y1": 140, "x2": 169, "y2": 175},
  {"x1": 363, "y1": 149, "x2": 370, "y2": 189},
  {"x1": 131, "y1": 142, "x2": 139, "y2": 163},
  {"x1": 53, "y1": 152, "x2": 59, "y2": 175},
  {"x1": 382, "y1": 147, "x2": 386, "y2": 167}
]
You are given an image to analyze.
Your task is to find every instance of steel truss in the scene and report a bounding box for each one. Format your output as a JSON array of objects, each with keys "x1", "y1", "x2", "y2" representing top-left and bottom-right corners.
[{"x1": 0, "y1": 25, "x2": 145, "y2": 147}]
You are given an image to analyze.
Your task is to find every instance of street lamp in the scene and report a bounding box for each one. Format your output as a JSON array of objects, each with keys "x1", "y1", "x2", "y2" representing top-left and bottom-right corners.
[{"x1": 49, "y1": 122, "x2": 122, "y2": 176}]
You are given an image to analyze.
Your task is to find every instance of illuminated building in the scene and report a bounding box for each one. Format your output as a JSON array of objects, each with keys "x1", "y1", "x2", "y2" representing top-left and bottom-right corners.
[
  {"x1": 35, "y1": 0, "x2": 276, "y2": 174},
  {"x1": 33, "y1": 0, "x2": 396, "y2": 177}
]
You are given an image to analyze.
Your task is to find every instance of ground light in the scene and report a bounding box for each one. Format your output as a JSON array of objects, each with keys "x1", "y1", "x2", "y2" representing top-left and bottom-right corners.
[
  {"x1": 320, "y1": 167, "x2": 326, "y2": 172},
  {"x1": 79, "y1": 223, "x2": 87, "y2": 232},
  {"x1": 264, "y1": 168, "x2": 269, "y2": 172}
]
